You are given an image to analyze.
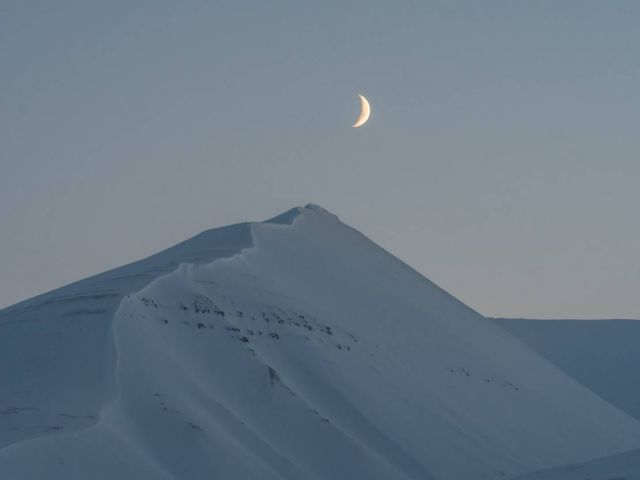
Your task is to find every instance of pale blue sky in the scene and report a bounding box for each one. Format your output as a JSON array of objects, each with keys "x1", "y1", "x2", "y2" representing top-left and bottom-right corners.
[{"x1": 2, "y1": 1, "x2": 639, "y2": 318}]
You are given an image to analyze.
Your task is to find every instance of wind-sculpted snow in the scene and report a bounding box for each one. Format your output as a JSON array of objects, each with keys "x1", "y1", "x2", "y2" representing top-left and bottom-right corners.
[
  {"x1": 2, "y1": 205, "x2": 640, "y2": 479},
  {"x1": 0, "y1": 217, "x2": 261, "y2": 451}
]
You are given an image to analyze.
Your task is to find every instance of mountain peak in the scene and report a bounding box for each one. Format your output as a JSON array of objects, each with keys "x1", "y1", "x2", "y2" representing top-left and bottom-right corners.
[
  {"x1": 303, "y1": 203, "x2": 334, "y2": 216},
  {"x1": 265, "y1": 203, "x2": 339, "y2": 225}
]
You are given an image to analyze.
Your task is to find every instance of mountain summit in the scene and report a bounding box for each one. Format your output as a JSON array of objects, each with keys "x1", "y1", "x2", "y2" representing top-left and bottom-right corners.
[{"x1": 1, "y1": 205, "x2": 639, "y2": 480}]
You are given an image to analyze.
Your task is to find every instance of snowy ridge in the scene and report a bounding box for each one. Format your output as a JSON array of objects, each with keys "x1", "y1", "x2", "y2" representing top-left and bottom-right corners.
[{"x1": 2, "y1": 205, "x2": 640, "y2": 479}]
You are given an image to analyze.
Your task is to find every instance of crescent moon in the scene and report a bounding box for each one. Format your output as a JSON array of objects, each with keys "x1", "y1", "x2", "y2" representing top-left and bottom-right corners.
[{"x1": 352, "y1": 94, "x2": 371, "y2": 128}]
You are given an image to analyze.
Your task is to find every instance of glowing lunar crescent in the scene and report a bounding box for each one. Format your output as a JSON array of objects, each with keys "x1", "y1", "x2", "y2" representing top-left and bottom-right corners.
[{"x1": 352, "y1": 94, "x2": 371, "y2": 128}]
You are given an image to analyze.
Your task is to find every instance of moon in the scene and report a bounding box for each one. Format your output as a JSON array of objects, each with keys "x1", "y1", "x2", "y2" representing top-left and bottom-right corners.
[{"x1": 352, "y1": 94, "x2": 371, "y2": 128}]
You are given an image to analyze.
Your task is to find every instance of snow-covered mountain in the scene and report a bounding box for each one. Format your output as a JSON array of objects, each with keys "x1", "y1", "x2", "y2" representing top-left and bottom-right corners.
[
  {"x1": 495, "y1": 318, "x2": 640, "y2": 480},
  {"x1": 496, "y1": 318, "x2": 640, "y2": 421},
  {"x1": 2, "y1": 204, "x2": 640, "y2": 480}
]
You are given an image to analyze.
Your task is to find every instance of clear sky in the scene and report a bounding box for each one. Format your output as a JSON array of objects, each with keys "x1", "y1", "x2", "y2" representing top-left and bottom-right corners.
[{"x1": 2, "y1": 1, "x2": 639, "y2": 318}]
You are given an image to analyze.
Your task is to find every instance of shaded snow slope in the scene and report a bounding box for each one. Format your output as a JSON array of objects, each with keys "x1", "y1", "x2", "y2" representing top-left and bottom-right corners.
[
  {"x1": 2, "y1": 205, "x2": 640, "y2": 479},
  {"x1": 515, "y1": 447, "x2": 640, "y2": 480},
  {"x1": 496, "y1": 319, "x2": 640, "y2": 421},
  {"x1": 496, "y1": 319, "x2": 640, "y2": 480}
]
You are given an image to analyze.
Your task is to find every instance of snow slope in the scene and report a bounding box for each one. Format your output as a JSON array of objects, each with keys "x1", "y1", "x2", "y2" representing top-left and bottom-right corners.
[
  {"x1": 496, "y1": 319, "x2": 640, "y2": 421},
  {"x1": 2, "y1": 204, "x2": 640, "y2": 479},
  {"x1": 514, "y1": 447, "x2": 640, "y2": 480},
  {"x1": 0, "y1": 219, "x2": 254, "y2": 451},
  {"x1": 496, "y1": 319, "x2": 640, "y2": 480}
]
